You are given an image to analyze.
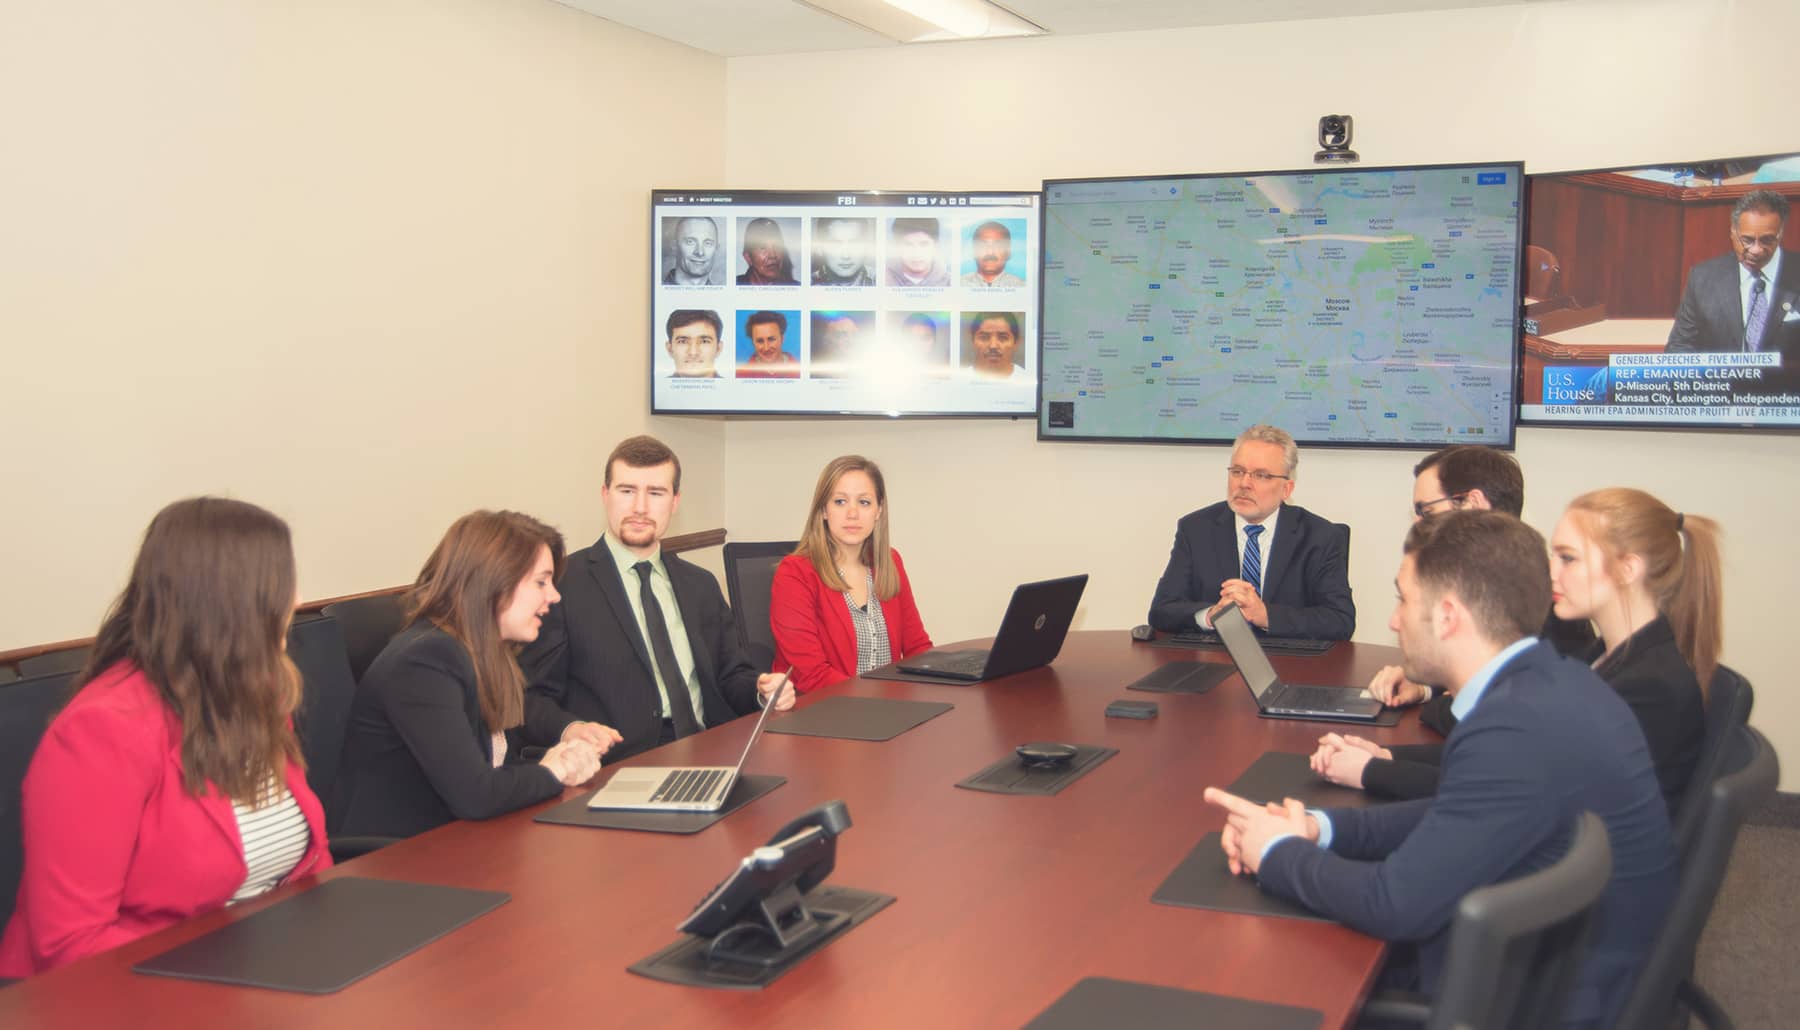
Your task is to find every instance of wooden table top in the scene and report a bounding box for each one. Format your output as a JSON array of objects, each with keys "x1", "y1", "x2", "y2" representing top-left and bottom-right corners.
[{"x1": 0, "y1": 631, "x2": 1432, "y2": 1030}]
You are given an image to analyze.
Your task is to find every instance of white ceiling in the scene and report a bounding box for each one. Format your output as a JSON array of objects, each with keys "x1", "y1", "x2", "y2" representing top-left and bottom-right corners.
[{"x1": 554, "y1": 0, "x2": 1559, "y2": 57}]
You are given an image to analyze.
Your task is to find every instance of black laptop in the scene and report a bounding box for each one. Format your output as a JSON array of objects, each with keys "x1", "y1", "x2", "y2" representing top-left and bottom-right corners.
[
  {"x1": 1213, "y1": 603, "x2": 1383, "y2": 722},
  {"x1": 894, "y1": 574, "x2": 1088, "y2": 682}
]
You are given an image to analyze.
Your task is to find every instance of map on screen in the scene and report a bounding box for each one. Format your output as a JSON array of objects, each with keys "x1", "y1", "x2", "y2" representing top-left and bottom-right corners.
[{"x1": 1038, "y1": 164, "x2": 1523, "y2": 447}]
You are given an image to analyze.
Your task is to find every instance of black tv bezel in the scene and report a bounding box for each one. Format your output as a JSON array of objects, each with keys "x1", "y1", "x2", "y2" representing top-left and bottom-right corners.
[
  {"x1": 1514, "y1": 149, "x2": 1800, "y2": 435},
  {"x1": 646, "y1": 188, "x2": 1042, "y2": 420},
  {"x1": 1035, "y1": 160, "x2": 1527, "y2": 451}
]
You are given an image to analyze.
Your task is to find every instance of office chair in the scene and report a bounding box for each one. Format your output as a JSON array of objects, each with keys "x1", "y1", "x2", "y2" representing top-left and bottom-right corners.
[
  {"x1": 722, "y1": 541, "x2": 797, "y2": 672},
  {"x1": 1358, "y1": 811, "x2": 1614, "y2": 1030},
  {"x1": 0, "y1": 665, "x2": 18, "y2": 684},
  {"x1": 17, "y1": 646, "x2": 91, "y2": 679},
  {"x1": 0, "y1": 670, "x2": 78, "y2": 938},
  {"x1": 1526, "y1": 244, "x2": 1566, "y2": 303},
  {"x1": 1611, "y1": 724, "x2": 1779, "y2": 1030},
  {"x1": 1669, "y1": 667, "x2": 1753, "y2": 854},
  {"x1": 322, "y1": 593, "x2": 409, "y2": 684},
  {"x1": 288, "y1": 615, "x2": 397, "y2": 861}
]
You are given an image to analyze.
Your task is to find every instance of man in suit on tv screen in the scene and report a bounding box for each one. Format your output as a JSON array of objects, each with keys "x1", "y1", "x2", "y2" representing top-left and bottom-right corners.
[{"x1": 1666, "y1": 189, "x2": 1800, "y2": 369}]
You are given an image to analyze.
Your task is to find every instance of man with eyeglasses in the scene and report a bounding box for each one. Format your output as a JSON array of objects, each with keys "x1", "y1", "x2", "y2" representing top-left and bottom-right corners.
[
  {"x1": 1148, "y1": 424, "x2": 1355, "y2": 640},
  {"x1": 1667, "y1": 189, "x2": 1799, "y2": 363},
  {"x1": 1311, "y1": 445, "x2": 1598, "y2": 798}
]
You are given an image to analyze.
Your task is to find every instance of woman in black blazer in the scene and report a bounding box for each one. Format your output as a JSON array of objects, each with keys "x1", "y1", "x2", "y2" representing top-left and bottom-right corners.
[
  {"x1": 332, "y1": 511, "x2": 619, "y2": 839},
  {"x1": 1315, "y1": 489, "x2": 1720, "y2": 810}
]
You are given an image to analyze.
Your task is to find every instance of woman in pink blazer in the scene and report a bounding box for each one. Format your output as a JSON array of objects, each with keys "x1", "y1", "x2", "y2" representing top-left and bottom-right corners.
[
  {"x1": 771, "y1": 455, "x2": 932, "y2": 694},
  {"x1": 0, "y1": 498, "x2": 332, "y2": 977}
]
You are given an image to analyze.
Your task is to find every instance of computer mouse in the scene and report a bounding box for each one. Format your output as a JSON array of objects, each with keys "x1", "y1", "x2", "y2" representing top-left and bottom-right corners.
[
  {"x1": 1130, "y1": 624, "x2": 1156, "y2": 642},
  {"x1": 1016, "y1": 742, "x2": 1080, "y2": 768}
]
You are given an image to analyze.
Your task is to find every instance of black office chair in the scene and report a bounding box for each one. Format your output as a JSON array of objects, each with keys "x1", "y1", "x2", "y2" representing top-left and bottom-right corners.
[
  {"x1": 722, "y1": 541, "x2": 797, "y2": 672},
  {"x1": 1669, "y1": 666, "x2": 1753, "y2": 854},
  {"x1": 0, "y1": 665, "x2": 18, "y2": 684},
  {"x1": 1, "y1": 670, "x2": 78, "y2": 940},
  {"x1": 1359, "y1": 811, "x2": 1614, "y2": 1030},
  {"x1": 17, "y1": 645, "x2": 92, "y2": 679},
  {"x1": 288, "y1": 615, "x2": 397, "y2": 861},
  {"x1": 1611, "y1": 724, "x2": 1779, "y2": 1030},
  {"x1": 322, "y1": 593, "x2": 409, "y2": 684}
]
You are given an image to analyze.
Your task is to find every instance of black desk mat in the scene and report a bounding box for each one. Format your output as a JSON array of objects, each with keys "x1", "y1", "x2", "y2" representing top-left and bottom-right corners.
[
  {"x1": 1226, "y1": 751, "x2": 1378, "y2": 811},
  {"x1": 955, "y1": 745, "x2": 1117, "y2": 796},
  {"x1": 1023, "y1": 976, "x2": 1323, "y2": 1029},
  {"x1": 1127, "y1": 661, "x2": 1232, "y2": 695},
  {"x1": 859, "y1": 662, "x2": 983, "y2": 686},
  {"x1": 765, "y1": 696, "x2": 953, "y2": 742},
  {"x1": 132, "y1": 877, "x2": 509, "y2": 993},
  {"x1": 628, "y1": 885, "x2": 893, "y2": 990},
  {"x1": 534, "y1": 773, "x2": 784, "y2": 834},
  {"x1": 1151, "y1": 832, "x2": 1328, "y2": 922}
]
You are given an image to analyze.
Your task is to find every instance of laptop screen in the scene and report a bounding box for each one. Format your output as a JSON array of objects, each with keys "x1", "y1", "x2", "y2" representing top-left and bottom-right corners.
[
  {"x1": 727, "y1": 667, "x2": 791, "y2": 772},
  {"x1": 1212, "y1": 605, "x2": 1281, "y2": 702}
]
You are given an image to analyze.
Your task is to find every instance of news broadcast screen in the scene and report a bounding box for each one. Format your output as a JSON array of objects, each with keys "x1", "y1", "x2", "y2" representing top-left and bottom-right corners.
[
  {"x1": 1037, "y1": 162, "x2": 1523, "y2": 448},
  {"x1": 1519, "y1": 152, "x2": 1800, "y2": 429},
  {"x1": 649, "y1": 189, "x2": 1040, "y2": 417}
]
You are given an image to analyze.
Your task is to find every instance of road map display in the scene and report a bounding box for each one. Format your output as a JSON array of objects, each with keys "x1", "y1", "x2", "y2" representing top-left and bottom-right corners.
[{"x1": 1038, "y1": 163, "x2": 1523, "y2": 447}]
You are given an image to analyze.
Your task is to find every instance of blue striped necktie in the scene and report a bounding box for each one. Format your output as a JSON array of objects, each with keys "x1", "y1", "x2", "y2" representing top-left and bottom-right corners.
[
  {"x1": 1745, "y1": 272, "x2": 1767, "y2": 352},
  {"x1": 1242, "y1": 524, "x2": 1264, "y2": 593}
]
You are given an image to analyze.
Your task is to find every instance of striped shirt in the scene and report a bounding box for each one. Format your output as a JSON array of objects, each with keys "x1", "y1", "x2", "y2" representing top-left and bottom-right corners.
[
  {"x1": 229, "y1": 781, "x2": 311, "y2": 904},
  {"x1": 841, "y1": 572, "x2": 892, "y2": 673}
]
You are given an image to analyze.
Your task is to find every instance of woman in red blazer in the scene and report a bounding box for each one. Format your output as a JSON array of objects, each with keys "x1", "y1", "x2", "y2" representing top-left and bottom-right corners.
[
  {"x1": 0, "y1": 499, "x2": 333, "y2": 977},
  {"x1": 771, "y1": 455, "x2": 932, "y2": 694}
]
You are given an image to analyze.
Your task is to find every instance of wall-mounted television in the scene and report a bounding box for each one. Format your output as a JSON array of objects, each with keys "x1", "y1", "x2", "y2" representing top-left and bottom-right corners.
[
  {"x1": 649, "y1": 189, "x2": 1039, "y2": 417},
  {"x1": 1037, "y1": 162, "x2": 1524, "y2": 448},
  {"x1": 1517, "y1": 152, "x2": 1800, "y2": 430}
]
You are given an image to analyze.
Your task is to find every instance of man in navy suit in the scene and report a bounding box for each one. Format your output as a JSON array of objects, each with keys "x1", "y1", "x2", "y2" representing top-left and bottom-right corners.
[
  {"x1": 520, "y1": 435, "x2": 794, "y2": 763},
  {"x1": 1204, "y1": 511, "x2": 1676, "y2": 1028},
  {"x1": 1148, "y1": 424, "x2": 1354, "y2": 639},
  {"x1": 1666, "y1": 190, "x2": 1800, "y2": 374}
]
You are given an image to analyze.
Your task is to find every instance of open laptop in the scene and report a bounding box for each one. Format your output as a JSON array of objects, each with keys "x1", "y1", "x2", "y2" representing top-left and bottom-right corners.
[
  {"x1": 894, "y1": 574, "x2": 1088, "y2": 682},
  {"x1": 1213, "y1": 604, "x2": 1384, "y2": 723},
  {"x1": 586, "y1": 668, "x2": 791, "y2": 812}
]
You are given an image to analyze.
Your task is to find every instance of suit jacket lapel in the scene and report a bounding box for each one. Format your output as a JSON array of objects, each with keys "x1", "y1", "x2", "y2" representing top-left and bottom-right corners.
[
  {"x1": 1211, "y1": 505, "x2": 1239, "y2": 584},
  {"x1": 1261, "y1": 504, "x2": 1301, "y2": 599},
  {"x1": 584, "y1": 544, "x2": 656, "y2": 680}
]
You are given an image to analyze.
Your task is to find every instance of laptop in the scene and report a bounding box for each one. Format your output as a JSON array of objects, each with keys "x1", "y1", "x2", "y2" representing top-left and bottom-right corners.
[
  {"x1": 894, "y1": 574, "x2": 1088, "y2": 682},
  {"x1": 586, "y1": 668, "x2": 792, "y2": 812},
  {"x1": 1212, "y1": 604, "x2": 1384, "y2": 723}
]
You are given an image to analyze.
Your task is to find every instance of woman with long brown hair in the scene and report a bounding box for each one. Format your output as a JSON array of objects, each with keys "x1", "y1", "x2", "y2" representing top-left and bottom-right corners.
[
  {"x1": 0, "y1": 498, "x2": 333, "y2": 976},
  {"x1": 770, "y1": 455, "x2": 932, "y2": 693},
  {"x1": 331, "y1": 511, "x2": 613, "y2": 840}
]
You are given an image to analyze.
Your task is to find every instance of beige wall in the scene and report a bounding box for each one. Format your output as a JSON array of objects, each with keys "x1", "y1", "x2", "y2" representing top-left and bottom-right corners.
[
  {"x1": 720, "y1": 0, "x2": 1800, "y2": 784},
  {"x1": 0, "y1": 0, "x2": 728, "y2": 647}
]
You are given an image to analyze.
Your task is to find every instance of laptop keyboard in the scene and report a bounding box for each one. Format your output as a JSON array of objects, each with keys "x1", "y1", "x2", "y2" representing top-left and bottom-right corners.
[
  {"x1": 1156, "y1": 631, "x2": 1338, "y2": 656},
  {"x1": 649, "y1": 768, "x2": 728, "y2": 804},
  {"x1": 1274, "y1": 685, "x2": 1358, "y2": 710}
]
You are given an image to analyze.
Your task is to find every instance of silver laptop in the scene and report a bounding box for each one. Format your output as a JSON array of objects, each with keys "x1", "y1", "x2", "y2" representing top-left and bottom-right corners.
[
  {"x1": 895, "y1": 574, "x2": 1088, "y2": 682},
  {"x1": 586, "y1": 669, "x2": 791, "y2": 812},
  {"x1": 1213, "y1": 604, "x2": 1384, "y2": 723}
]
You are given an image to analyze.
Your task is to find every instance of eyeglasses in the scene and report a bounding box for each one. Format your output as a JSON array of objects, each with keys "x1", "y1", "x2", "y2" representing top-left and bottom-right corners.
[
  {"x1": 1736, "y1": 234, "x2": 1781, "y2": 250},
  {"x1": 1413, "y1": 492, "x2": 1471, "y2": 518},
  {"x1": 1227, "y1": 466, "x2": 1290, "y2": 484}
]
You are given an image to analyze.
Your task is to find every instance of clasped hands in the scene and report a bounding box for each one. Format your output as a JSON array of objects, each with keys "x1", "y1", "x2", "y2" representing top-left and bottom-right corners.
[
  {"x1": 1206, "y1": 578, "x2": 1267, "y2": 627},
  {"x1": 1308, "y1": 732, "x2": 1393, "y2": 788},
  {"x1": 1201, "y1": 787, "x2": 1319, "y2": 876}
]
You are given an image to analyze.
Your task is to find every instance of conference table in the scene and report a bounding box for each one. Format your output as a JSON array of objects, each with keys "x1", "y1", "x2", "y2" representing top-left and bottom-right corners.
[{"x1": 0, "y1": 631, "x2": 1433, "y2": 1029}]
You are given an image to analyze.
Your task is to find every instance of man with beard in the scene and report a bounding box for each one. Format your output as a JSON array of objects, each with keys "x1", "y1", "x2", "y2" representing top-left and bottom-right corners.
[
  {"x1": 1148, "y1": 424, "x2": 1355, "y2": 639},
  {"x1": 736, "y1": 218, "x2": 799, "y2": 286},
  {"x1": 962, "y1": 221, "x2": 1027, "y2": 288},
  {"x1": 520, "y1": 436, "x2": 795, "y2": 762}
]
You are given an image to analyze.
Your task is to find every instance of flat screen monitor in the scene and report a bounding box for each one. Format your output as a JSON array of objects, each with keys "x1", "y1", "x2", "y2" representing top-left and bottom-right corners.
[
  {"x1": 1517, "y1": 152, "x2": 1800, "y2": 430},
  {"x1": 1037, "y1": 162, "x2": 1524, "y2": 448},
  {"x1": 650, "y1": 189, "x2": 1039, "y2": 417}
]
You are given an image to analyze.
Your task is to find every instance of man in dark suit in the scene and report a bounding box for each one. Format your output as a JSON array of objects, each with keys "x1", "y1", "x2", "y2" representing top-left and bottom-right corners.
[
  {"x1": 520, "y1": 436, "x2": 794, "y2": 763},
  {"x1": 1205, "y1": 512, "x2": 1676, "y2": 1028},
  {"x1": 1148, "y1": 424, "x2": 1354, "y2": 639},
  {"x1": 1666, "y1": 190, "x2": 1800, "y2": 377}
]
